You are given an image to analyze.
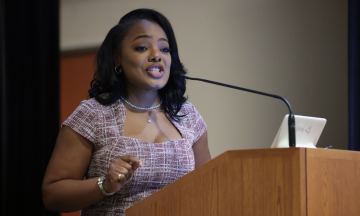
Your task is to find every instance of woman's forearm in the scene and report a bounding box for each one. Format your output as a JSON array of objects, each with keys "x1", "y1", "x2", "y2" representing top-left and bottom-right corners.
[{"x1": 42, "y1": 177, "x2": 106, "y2": 213}]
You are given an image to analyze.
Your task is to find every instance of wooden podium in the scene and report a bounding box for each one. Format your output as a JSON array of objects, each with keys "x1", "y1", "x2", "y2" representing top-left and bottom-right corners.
[{"x1": 126, "y1": 148, "x2": 360, "y2": 216}]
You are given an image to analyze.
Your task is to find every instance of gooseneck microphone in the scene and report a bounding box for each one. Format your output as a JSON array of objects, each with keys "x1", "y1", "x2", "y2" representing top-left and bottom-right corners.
[{"x1": 175, "y1": 71, "x2": 296, "y2": 147}]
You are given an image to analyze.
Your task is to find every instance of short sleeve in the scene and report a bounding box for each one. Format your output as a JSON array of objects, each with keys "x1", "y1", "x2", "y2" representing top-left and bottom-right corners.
[
  {"x1": 190, "y1": 104, "x2": 207, "y2": 144},
  {"x1": 62, "y1": 100, "x2": 101, "y2": 144}
]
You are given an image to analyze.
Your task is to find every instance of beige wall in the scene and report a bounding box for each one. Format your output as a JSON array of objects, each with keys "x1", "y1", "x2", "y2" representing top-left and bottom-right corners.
[{"x1": 61, "y1": 0, "x2": 348, "y2": 158}]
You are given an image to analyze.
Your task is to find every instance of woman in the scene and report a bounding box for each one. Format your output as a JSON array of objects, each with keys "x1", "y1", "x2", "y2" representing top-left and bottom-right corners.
[{"x1": 42, "y1": 8, "x2": 211, "y2": 215}]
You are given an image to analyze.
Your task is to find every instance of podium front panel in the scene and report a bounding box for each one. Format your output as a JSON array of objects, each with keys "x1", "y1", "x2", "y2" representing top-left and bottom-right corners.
[{"x1": 126, "y1": 148, "x2": 307, "y2": 216}]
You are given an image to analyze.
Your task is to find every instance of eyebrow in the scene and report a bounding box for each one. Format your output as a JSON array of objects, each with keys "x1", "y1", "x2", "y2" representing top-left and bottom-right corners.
[{"x1": 133, "y1": 35, "x2": 168, "y2": 43}]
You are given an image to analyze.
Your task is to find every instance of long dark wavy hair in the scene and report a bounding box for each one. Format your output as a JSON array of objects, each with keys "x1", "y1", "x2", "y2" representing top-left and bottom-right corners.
[{"x1": 89, "y1": 9, "x2": 187, "y2": 120}]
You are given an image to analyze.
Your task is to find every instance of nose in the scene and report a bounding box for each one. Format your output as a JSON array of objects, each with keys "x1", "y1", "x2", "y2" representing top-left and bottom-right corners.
[{"x1": 148, "y1": 47, "x2": 161, "y2": 62}]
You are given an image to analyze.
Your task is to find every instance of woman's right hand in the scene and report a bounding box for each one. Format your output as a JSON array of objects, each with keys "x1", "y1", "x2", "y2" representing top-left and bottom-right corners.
[{"x1": 103, "y1": 155, "x2": 143, "y2": 193}]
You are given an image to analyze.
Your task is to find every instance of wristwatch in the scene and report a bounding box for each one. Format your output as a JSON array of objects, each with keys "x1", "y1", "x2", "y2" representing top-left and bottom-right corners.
[{"x1": 97, "y1": 176, "x2": 115, "y2": 196}]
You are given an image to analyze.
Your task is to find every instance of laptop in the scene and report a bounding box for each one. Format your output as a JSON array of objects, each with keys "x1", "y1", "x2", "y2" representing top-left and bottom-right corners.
[{"x1": 271, "y1": 115, "x2": 327, "y2": 148}]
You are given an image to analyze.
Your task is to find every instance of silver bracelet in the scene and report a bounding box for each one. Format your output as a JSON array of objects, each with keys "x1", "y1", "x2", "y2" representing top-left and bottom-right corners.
[{"x1": 97, "y1": 176, "x2": 115, "y2": 196}]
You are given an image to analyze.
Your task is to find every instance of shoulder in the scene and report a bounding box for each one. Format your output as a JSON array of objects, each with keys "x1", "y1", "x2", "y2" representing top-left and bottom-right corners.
[
  {"x1": 80, "y1": 93, "x2": 112, "y2": 108},
  {"x1": 177, "y1": 102, "x2": 207, "y2": 144},
  {"x1": 62, "y1": 98, "x2": 102, "y2": 126},
  {"x1": 77, "y1": 96, "x2": 121, "y2": 114},
  {"x1": 63, "y1": 97, "x2": 122, "y2": 125},
  {"x1": 62, "y1": 97, "x2": 122, "y2": 145},
  {"x1": 78, "y1": 97, "x2": 103, "y2": 111},
  {"x1": 178, "y1": 102, "x2": 198, "y2": 115},
  {"x1": 177, "y1": 102, "x2": 205, "y2": 124}
]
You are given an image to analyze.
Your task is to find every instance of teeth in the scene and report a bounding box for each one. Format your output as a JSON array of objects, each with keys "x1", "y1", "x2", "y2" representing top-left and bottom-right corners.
[{"x1": 149, "y1": 68, "x2": 160, "y2": 72}]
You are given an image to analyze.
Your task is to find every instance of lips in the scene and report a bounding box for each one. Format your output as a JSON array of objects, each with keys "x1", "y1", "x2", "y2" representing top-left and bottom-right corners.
[{"x1": 146, "y1": 64, "x2": 164, "y2": 78}]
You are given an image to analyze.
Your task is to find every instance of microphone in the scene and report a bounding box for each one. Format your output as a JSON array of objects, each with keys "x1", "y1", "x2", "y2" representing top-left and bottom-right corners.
[{"x1": 174, "y1": 71, "x2": 296, "y2": 147}]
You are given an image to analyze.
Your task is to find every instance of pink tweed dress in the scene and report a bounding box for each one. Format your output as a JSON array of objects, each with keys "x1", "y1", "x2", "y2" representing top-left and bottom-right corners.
[{"x1": 62, "y1": 98, "x2": 207, "y2": 216}]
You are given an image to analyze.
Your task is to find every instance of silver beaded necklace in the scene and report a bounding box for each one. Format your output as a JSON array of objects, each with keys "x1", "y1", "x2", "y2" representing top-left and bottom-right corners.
[{"x1": 120, "y1": 96, "x2": 161, "y2": 123}]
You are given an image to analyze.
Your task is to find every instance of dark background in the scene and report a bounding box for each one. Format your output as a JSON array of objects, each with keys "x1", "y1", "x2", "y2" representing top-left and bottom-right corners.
[{"x1": 1, "y1": 0, "x2": 59, "y2": 215}]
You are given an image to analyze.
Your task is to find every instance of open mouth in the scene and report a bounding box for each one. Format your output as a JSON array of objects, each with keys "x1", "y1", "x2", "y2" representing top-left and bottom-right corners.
[
  {"x1": 146, "y1": 64, "x2": 164, "y2": 78},
  {"x1": 149, "y1": 68, "x2": 161, "y2": 73}
]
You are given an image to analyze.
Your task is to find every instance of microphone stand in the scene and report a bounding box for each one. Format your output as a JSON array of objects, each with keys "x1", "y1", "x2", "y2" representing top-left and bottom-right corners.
[{"x1": 181, "y1": 74, "x2": 296, "y2": 147}]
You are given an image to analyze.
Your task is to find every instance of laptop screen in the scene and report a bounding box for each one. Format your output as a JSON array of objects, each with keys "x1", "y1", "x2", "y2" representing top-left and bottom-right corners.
[{"x1": 271, "y1": 115, "x2": 327, "y2": 148}]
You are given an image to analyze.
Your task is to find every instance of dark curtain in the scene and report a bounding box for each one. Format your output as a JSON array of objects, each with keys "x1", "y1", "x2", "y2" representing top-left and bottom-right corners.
[
  {"x1": 0, "y1": 0, "x2": 60, "y2": 215},
  {"x1": 349, "y1": 0, "x2": 360, "y2": 151}
]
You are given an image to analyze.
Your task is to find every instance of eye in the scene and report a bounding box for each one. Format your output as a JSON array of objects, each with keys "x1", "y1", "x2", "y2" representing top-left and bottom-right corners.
[
  {"x1": 160, "y1": 47, "x2": 171, "y2": 54},
  {"x1": 134, "y1": 46, "x2": 147, "y2": 52}
]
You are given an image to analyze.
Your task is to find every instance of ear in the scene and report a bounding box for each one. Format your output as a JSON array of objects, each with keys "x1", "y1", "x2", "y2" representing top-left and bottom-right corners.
[{"x1": 113, "y1": 50, "x2": 122, "y2": 66}]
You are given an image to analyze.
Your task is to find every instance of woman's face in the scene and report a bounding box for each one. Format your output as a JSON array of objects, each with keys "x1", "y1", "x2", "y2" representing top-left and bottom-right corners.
[{"x1": 118, "y1": 20, "x2": 171, "y2": 93}]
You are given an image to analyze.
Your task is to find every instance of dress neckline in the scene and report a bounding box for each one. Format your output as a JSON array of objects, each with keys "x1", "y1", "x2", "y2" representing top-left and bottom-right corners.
[{"x1": 117, "y1": 100, "x2": 185, "y2": 144}]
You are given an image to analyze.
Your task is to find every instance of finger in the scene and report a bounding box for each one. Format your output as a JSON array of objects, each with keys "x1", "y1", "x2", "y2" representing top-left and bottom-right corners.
[
  {"x1": 117, "y1": 173, "x2": 126, "y2": 182},
  {"x1": 119, "y1": 155, "x2": 142, "y2": 165},
  {"x1": 127, "y1": 167, "x2": 134, "y2": 178},
  {"x1": 128, "y1": 160, "x2": 143, "y2": 170},
  {"x1": 114, "y1": 166, "x2": 129, "y2": 176},
  {"x1": 115, "y1": 163, "x2": 138, "y2": 181},
  {"x1": 113, "y1": 158, "x2": 133, "y2": 170},
  {"x1": 110, "y1": 167, "x2": 127, "y2": 183},
  {"x1": 107, "y1": 169, "x2": 123, "y2": 183},
  {"x1": 118, "y1": 156, "x2": 143, "y2": 170},
  {"x1": 132, "y1": 160, "x2": 143, "y2": 170}
]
